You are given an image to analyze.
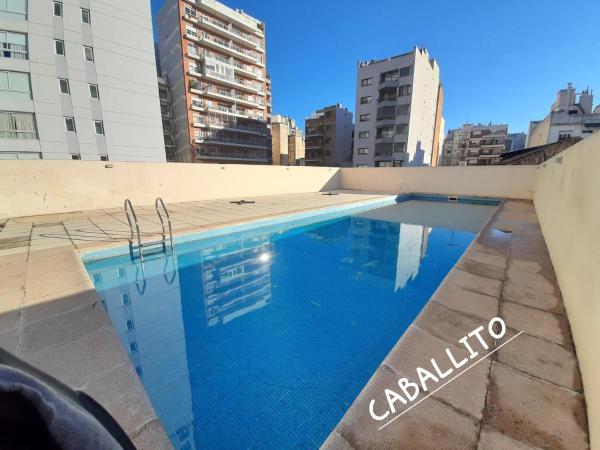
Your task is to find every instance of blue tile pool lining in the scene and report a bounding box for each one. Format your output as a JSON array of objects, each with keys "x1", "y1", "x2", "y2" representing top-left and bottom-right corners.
[{"x1": 80, "y1": 193, "x2": 502, "y2": 263}]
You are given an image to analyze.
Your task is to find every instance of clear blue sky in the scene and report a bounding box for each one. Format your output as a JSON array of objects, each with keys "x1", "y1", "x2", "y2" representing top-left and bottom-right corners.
[{"x1": 151, "y1": 0, "x2": 600, "y2": 134}]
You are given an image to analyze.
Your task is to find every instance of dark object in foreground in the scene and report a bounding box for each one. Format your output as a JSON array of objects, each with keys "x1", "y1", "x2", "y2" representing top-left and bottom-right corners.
[
  {"x1": 230, "y1": 200, "x2": 256, "y2": 204},
  {"x1": 322, "y1": 192, "x2": 340, "y2": 196},
  {"x1": 0, "y1": 348, "x2": 135, "y2": 450}
]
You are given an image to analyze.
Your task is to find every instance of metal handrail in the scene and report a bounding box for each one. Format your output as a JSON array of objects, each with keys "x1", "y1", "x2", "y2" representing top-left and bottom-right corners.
[
  {"x1": 155, "y1": 197, "x2": 174, "y2": 252},
  {"x1": 124, "y1": 199, "x2": 143, "y2": 261}
]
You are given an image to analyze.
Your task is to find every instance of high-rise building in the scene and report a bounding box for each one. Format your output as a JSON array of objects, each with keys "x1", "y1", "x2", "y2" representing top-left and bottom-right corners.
[
  {"x1": 271, "y1": 115, "x2": 304, "y2": 166},
  {"x1": 526, "y1": 83, "x2": 600, "y2": 147},
  {"x1": 0, "y1": 0, "x2": 165, "y2": 161},
  {"x1": 156, "y1": 0, "x2": 271, "y2": 164},
  {"x1": 352, "y1": 47, "x2": 444, "y2": 167},
  {"x1": 304, "y1": 104, "x2": 353, "y2": 166},
  {"x1": 440, "y1": 123, "x2": 509, "y2": 166}
]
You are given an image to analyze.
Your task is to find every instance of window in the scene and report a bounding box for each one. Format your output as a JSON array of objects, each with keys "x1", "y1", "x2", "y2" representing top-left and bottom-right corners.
[
  {"x1": 380, "y1": 70, "x2": 399, "y2": 83},
  {"x1": 357, "y1": 148, "x2": 368, "y2": 155},
  {"x1": 126, "y1": 319, "x2": 135, "y2": 331},
  {"x1": 0, "y1": 0, "x2": 27, "y2": 20},
  {"x1": 399, "y1": 66, "x2": 412, "y2": 77},
  {"x1": 0, "y1": 31, "x2": 27, "y2": 59},
  {"x1": 64, "y1": 116, "x2": 75, "y2": 132},
  {"x1": 377, "y1": 126, "x2": 395, "y2": 138},
  {"x1": 99, "y1": 155, "x2": 108, "y2": 161},
  {"x1": 359, "y1": 114, "x2": 370, "y2": 122},
  {"x1": 558, "y1": 132, "x2": 572, "y2": 140},
  {"x1": 399, "y1": 84, "x2": 412, "y2": 96},
  {"x1": 361, "y1": 77, "x2": 372, "y2": 87},
  {"x1": 396, "y1": 104, "x2": 410, "y2": 116},
  {"x1": 358, "y1": 131, "x2": 369, "y2": 138},
  {"x1": 53, "y1": 1, "x2": 62, "y2": 17},
  {"x1": 94, "y1": 120, "x2": 104, "y2": 135},
  {"x1": 375, "y1": 143, "x2": 393, "y2": 156},
  {"x1": 360, "y1": 96, "x2": 372, "y2": 104},
  {"x1": 129, "y1": 341, "x2": 138, "y2": 354},
  {"x1": 54, "y1": 39, "x2": 64, "y2": 55},
  {"x1": 377, "y1": 106, "x2": 396, "y2": 120},
  {"x1": 0, "y1": 111, "x2": 37, "y2": 139},
  {"x1": 395, "y1": 124, "x2": 408, "y2": 134},
  {"x1": 394, "y1": 142, "x2": 406, "y2": 153},
  {"x1": 185, "y1": 25, "x2": 198, "y2": 39},
  {"x1": 83, "y1": 46, "x2": 94, "y2": 61},
  {"x1": 71, "y1": 154, "x2": 81, "y2": 160},
  {"x1": 88, "y1": 83, "x2": 99, "y2": 99},
  {"x1": 121, "y1": 293, "x2": 130, "y2": 306},
  {"x1": 58, "y1": 78, "x2": 69, "y2": 94},
  {"x1": 0, "y1": 71, "x2": 31, "y2": 100},
  {"x1": 81, "y1": 8, "x2": 90, "y2": 24}
]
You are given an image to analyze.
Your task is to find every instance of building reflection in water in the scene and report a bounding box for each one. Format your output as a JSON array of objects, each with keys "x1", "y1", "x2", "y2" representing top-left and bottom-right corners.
[
  {"x1": 345, "y1": 217, "x2": 430, "y2": 290},
  {"x1": 194, "y1": 233, "x2": 273, "y2": 327},
  {"x1": 87, "y1": 232, "x2": 274, "y2": 449}
]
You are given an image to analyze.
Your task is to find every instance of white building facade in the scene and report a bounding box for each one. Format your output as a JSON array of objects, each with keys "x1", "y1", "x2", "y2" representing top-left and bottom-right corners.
[
  {"x1": 0, "y1": 0, "x2": 165, "y2": 161},
  {"x1": 352, "y1": 48, "x2": 444, "y2": 167},
  {"x1": 527, "y1": 83, "x2": 600, "y2": 148}
]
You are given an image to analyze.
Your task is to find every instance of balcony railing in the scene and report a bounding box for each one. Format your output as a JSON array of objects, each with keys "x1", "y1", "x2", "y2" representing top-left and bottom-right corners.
[
  {"x1": 203, "y1": 69, "x2": 264, "y2": 94},
  {"x1": 195, "y1": 133, "x2": 267, "y2": 148},
  {"x1": 196, "y1": 150, "x2": 268, "y2": 161},
  {"x1": 198, "y1": 15, "x2": 263, "y2": 48},
  {"x1": 188, "y1": 30, "x2": 263, "y2": 64},
  {"x1": 194, "y1": 117, "x2": 266, "y2": 134}
]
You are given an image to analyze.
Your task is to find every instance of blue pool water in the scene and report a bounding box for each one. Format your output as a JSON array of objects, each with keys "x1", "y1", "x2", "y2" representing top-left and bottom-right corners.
[{"x1": 84, "y1": 199, "x2": 497, "y2": 449}]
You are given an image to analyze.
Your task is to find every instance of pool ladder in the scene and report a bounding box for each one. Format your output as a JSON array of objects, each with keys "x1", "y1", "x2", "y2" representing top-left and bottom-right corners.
[{"x1": 124, "y1": 197, "x2": 174, "y2": 262}]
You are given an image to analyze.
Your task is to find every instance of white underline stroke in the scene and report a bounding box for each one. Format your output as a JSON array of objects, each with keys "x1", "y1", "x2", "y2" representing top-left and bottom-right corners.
[{"x1": 378, "y1": 330, "x2": 524, "y2": 431}]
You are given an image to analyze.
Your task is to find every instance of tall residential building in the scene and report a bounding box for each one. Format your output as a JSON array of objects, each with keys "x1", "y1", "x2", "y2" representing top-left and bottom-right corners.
[
  {"x1": 271, "y1": 115, "x2": 304, "y2": 165},
  {"x1": 440, "y1": 123, "x2": 509, "y2": 166},
  {"x1": 304, "y1": 104, "x2": 353, "y2": 166},
  {"x1": 156, "y1": 0, "x2": 271, "y2": 164},
  {"x1": 0, "y1": 0, "x2": 165, "y2": 161},
  {"x1": 527, "y1": 83, "x2": 600, "y2": 147},
  {"x1": 352, "y1": 47, "x2": 444, "y2": 167}
]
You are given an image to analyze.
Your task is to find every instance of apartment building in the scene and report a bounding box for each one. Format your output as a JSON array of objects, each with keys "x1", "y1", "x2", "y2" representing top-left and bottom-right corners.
[
  {"x1": 353, "y1": 47, "x2": 444, "y2": 167},
  {"x1": 440, "y1": 123, "x2": 509, "y2": 166},
  {"x1": 527, "y1": 83, "x2": 600, "y2": 147},
  {"x1": 304, "y1": 104, "x2": 353, "y2": 166},
  {"x1": 156, "y1": 0, "x2": 271, "y2": 164},
  {"x1": 0, "y1": 0, "x2": 165, "y2": 161},
  {"x1": 272, "y1": 114, "x2": 304, "y2": 165}
]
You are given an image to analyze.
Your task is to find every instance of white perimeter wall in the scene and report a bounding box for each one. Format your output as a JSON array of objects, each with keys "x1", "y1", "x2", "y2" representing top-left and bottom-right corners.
[
  {"x1": 0, "y1": 161, "x2": 341, "y2": 217},
  {"x1": 534, "y1": 133, "x2": 600, "y2": 448},
  {"x1": 340, "y1": 166, "x2": 538, "y2": 199}
]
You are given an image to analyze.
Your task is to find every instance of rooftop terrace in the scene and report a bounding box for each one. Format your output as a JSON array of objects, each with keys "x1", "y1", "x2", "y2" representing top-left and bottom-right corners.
[{"x1": 0, "y1": 133, "x2": 598, "y2": 449}]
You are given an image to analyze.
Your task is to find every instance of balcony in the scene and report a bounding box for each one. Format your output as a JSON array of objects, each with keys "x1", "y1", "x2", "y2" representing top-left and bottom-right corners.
[
  {"x1": 190, "y1": 85, "x2": 265, "y2": 109},
  {"x1": 196, "y1": 150, "x2": 269, "y2": 162},
  {"x1": 201, "y1": 69, "x2": 265, "y2": 95},
  {"x1": 197, "y1": 15, "x2": 264, "y2": 51},
  {"x1": 194, "y1": 120, "x2": 266, "y2": 135},
  {"x1": 187, "y1": 30, "x2": 264, "y2": 66},
  {"x1": 194, "y1": 134, "x2": 267, "y2": 149}
]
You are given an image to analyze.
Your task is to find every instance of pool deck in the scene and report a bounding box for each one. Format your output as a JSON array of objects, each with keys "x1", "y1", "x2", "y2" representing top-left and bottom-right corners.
[
  {"x1": 0, "y1": 192, "x2": 589, "y2": 449},
  {"x1": 0, "y1": 190, "x2": 389, "y2": 449}
]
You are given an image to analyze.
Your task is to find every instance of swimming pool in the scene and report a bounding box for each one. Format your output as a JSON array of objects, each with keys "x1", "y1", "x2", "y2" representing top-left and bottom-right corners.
[{"x1": 84, "y1": 198, "x2": 498, "y2": 449}]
